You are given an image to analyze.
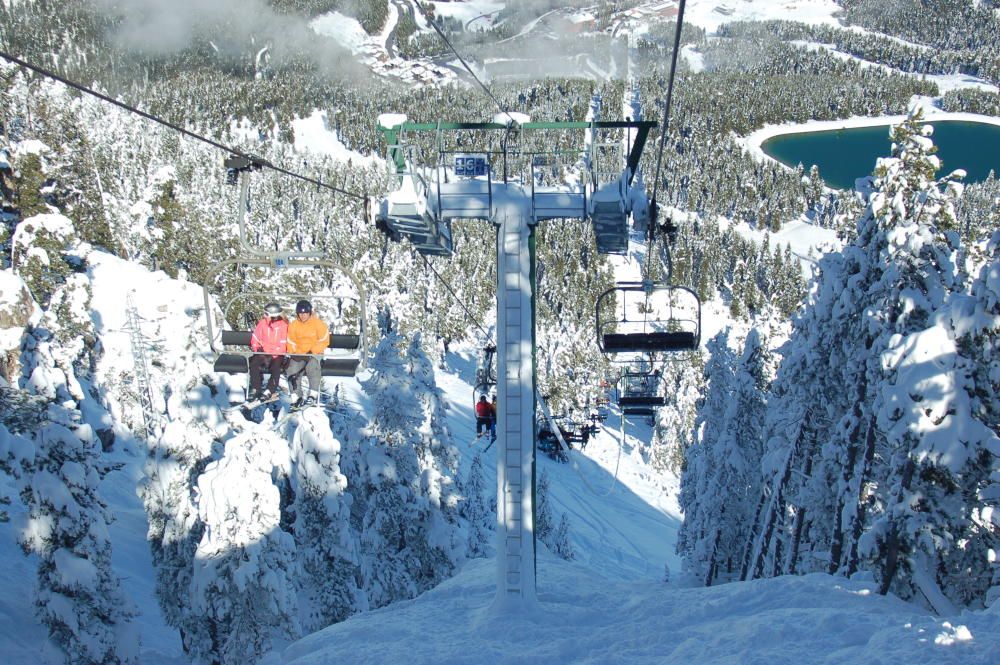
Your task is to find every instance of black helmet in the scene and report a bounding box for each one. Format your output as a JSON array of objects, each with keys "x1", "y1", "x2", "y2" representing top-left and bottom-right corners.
[
  {"x1": 264, "y1": 302, "x2": 282, "y2": 317},
  {"x1": 296, "y1": 299, "x2": 312, "y2": 314}
]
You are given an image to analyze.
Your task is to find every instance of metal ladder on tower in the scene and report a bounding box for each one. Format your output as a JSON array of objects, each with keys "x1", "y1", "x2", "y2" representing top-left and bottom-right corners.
[{"x1": 125, "y1": 292, "x2": 159, "y2": 440}]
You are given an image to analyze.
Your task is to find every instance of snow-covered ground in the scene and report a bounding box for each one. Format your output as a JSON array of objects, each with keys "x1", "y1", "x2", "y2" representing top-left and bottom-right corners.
[
  {"x1": 431, "y1": 0, "x2": 505, "y2": 28},
  {"x1": 281, "y1": 558, "x2": 998, "y2": 665},
  {"x1": 310, "y1": 5, "x2": 457, "y2": 86},
  {"x1": 683, "y1": 0, "x2": 842, "y2": 34},
  {"x1": 290, "y1": 110, "x2": 382, "y2": 166}
]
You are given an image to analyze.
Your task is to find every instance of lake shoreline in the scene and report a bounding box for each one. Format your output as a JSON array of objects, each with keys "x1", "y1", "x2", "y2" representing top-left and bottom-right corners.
[
  {"x1": 740, "y1": 107, "x2": 1000, "y2": 189},
  {"x1": 741, "y1": 108, "x2": 1000, "y2": 163}
]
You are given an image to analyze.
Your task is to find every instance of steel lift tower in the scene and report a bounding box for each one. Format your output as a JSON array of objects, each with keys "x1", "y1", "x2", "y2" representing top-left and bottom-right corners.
[{"x1": 374, "y1": 109, "x2": 655, "y2": 610}]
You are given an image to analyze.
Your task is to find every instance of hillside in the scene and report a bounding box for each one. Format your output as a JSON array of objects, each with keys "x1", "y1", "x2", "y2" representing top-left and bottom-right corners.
[{"x1": 1, "y1": 1, "x2": 999, "y2": 664}]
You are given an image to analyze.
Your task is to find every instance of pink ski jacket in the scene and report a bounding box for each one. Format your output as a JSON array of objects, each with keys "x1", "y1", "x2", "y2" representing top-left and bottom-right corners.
[{"x1": 251, "y1": 318, "x2": 288, "y2": 356}]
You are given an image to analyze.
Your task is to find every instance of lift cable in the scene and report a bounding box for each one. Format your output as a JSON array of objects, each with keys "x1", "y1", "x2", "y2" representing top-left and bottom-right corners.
[
  {"x1": 0, "y1": 50, "x2": 367, "y2": 202},
  {"x1": 4, "y1": 49, "x2": 508, "y2": 379},
  {"x1": 419, "y1": 253, "x2": 495, "y2": 346},
  {"x1": 414, "y1": 5, "x2": 515, "y2": 125},
  {"x1": 644, "y1": 0, "x2": 687, "y2": 282},
  {"x1": 649, "y1": 0, "x2": 687, "y2": 209}
]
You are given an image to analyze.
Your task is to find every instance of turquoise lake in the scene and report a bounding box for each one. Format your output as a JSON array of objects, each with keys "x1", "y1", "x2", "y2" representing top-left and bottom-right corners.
[{"x1": 761, "y1": 120, "x2": 1000, "y2": 190}]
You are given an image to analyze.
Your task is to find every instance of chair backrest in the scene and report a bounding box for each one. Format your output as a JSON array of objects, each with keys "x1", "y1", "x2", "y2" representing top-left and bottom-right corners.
[{"x1": 221, "y1": 330, "x2": 253, "y2": 347}]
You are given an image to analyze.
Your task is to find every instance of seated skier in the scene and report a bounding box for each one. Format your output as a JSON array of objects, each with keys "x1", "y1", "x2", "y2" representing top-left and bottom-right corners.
[
  {"x1": 475, "y1": 394, "x2": 492, "y2": 439},
  {"x1": 285, "y1": 299, "x2": 330, "y2": 408},
  {"x1": 248, "y1": 302, "x2": 288, "y2": 403}
]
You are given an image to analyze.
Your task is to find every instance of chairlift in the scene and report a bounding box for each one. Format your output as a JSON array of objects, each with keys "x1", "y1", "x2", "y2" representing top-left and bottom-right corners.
[
  {"x1": 472, "y1": 344, "x2": 497, "y2": 407},
  {"x1": 616, "y1": 367, "x2": 665, "y2": 415},
  {"x1": 596, "y1": 280, "x2": 701, "y2": 355},
  {"x1": 204, "y1": 157, "x2": 367, "y2": 382}
]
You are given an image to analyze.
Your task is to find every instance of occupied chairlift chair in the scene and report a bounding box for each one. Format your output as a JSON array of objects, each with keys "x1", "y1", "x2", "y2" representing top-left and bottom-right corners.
[
  {"x1": 616, "y1": 367, "x2": 665, "y2": 417},
  {"x1": 473, "y1": 344, "x2": 497, "y2": 405},
  {"x1": 204, "y1": 156, "x2": 367, "y2": 380}
]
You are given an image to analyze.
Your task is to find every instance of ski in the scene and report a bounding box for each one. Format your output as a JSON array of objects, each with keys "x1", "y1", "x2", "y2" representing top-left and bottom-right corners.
[{"x1": 227, "y1": 394, "x2": 280, "y2": 412}]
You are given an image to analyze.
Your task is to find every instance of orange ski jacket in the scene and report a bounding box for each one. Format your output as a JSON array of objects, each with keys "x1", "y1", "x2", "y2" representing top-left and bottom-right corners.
[{"x1": 288, "y1": 316, "x2": 330, "y2": 355}]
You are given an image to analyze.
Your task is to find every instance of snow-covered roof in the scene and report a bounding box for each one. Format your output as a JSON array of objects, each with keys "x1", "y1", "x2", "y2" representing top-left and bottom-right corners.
[
  {"x1": 378, "y1": 113, "x2": 409, "y2": 130},
  {"x1": 494, "y1": 111, "x2": 531, "y2": 126}
]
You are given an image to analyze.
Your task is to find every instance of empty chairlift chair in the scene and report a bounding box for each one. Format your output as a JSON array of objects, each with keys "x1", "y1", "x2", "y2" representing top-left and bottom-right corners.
[{"x1": 596, "y1": 281, "x2": 701, "y2": 356}]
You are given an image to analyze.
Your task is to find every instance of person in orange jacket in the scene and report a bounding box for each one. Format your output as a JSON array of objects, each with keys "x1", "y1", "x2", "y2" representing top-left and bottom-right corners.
[{"x1": 285, "y1": 299, "x2": 329, "y2": 407}]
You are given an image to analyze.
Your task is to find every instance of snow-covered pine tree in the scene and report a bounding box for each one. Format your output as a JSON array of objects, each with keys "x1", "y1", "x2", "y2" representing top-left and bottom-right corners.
[
  {"x1": 188, "y1": 429, "x2": 299, "y2": 665},
  {"x1": 651, "y1": 356, "x2": 703, "y2": 474},
  {"x1": 753, "y1": 111, "x2": 996, "y2": 610},
  {"x1": 535, "y1": 468, "x2": 555, "y2": 546},
  {"x1": 356, "y1": 307, "x2": 461, "y2": 609},
  {"x1": 961, "y1": 231, "x2": 1000, "y2": 607},
  {"x1": 460, "y1": 452, "x2": 493, "y2": 558},
  {"x1": 843, "y1": 113, "x2": 976, "y2": 609},
  {"x1": 405, "y1": 330, "x2": 462, "y2": 520},
  {"x1": 534, "y1": 468, "x2": 574, "y2": 560},
  {"x1": 141, "y1": 413, "x2": 216, "y2": 658},
  {"x1": 19, "y1": 422, "x2": 139, "y2": 665},
  {"x1": 288, "y1": 409, "x2": 363, "y2": 631},
  {"x1": 0, "y1": 422, "x2": 32, "y2": 522},
  {"x1": 694, "y1": 329, "x2": 770, "y2": 585},
  {"x1": 9, "y1": 221, "x2": 139, "y2": 663},
  {"x1": 676, "y1": 330, "x2": 736, "y2": 584},
  {"x1": 552, "y1": 513, "x2": 575, "y2": 561},
  {"x1": 747, "y1": 244, "x2": 857, "y2": 580}
]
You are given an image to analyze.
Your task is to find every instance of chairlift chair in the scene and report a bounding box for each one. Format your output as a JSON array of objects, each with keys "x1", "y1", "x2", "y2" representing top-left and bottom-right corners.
[
  {"x1": 204, "y1": 156, "x2": 367, "y2": 382},
  {"x1": 596, "y1": 281, "x2": 701, "y2": 355},
  {"x1": 472, "y1": 344, "x2": 497, "y2": 407},
  {"x1": 616, "y1": 367, "x2": 665, "y2": 414},
  {"x1": 210, "y1": 291, "x2": 365, "y2": 378}
]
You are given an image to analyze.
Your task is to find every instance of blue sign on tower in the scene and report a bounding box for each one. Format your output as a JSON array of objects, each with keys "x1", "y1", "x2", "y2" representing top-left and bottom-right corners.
[{"x1": 454, "y1": 153, "x2": 488, "y2": 177}]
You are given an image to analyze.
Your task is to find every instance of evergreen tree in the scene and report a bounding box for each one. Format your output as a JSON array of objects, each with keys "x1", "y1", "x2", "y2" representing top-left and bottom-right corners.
[
  {"x1": 962, "y1": 231, "x2": 1000, "y2": 606},
  {"x1": 552, "y1": 513, "x2": 575, "y2": 561},
  {"x1": 189, "y1": 430, "x2": 299, "y2": 665},
  {"x1": 356, "y1": 307, "x2": 461, "y2": 609},
  {"x1": 680, "y1": 329, "x2": 770, "y2": 585},
  {"x1": 141, "y1": 413, "x2": 216, "y2": 659},
  {"x1": 535, "y1": 468, "x2": 555, "y2": 546},
  {"x1": 289, "y1": 409, "x2": 363, "y2": 631},
  {"x1": 461, "y1": 452, "x2": 493, "y2": 558},
  {"x1": 749, "y1": 112, "x2": 998, "y2": 611},
  {"x1": 847, "y1": 114, "x2": 969, "y2": 607},
  {"x1": 677, "y1": 330, "x2": 735, "y2": 583},
  {"x1": 19, "y1": 423, "x2": 139, "y2": 665}
]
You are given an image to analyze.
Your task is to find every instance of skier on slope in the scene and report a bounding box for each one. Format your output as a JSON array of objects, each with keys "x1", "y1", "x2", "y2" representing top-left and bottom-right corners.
[{"x1": 248, "y1": 302, "x2": 288, "y2": 403}]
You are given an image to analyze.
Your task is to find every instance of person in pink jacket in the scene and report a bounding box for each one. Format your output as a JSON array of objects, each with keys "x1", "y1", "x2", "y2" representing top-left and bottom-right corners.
[{"x1": 248, "y1": 302, "x2": 288, "y2": 401}]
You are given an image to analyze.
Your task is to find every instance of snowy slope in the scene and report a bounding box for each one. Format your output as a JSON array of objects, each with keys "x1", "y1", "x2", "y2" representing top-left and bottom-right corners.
[{"x1": 282, "y1": 554, "x2": 998, "y2": 665}]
